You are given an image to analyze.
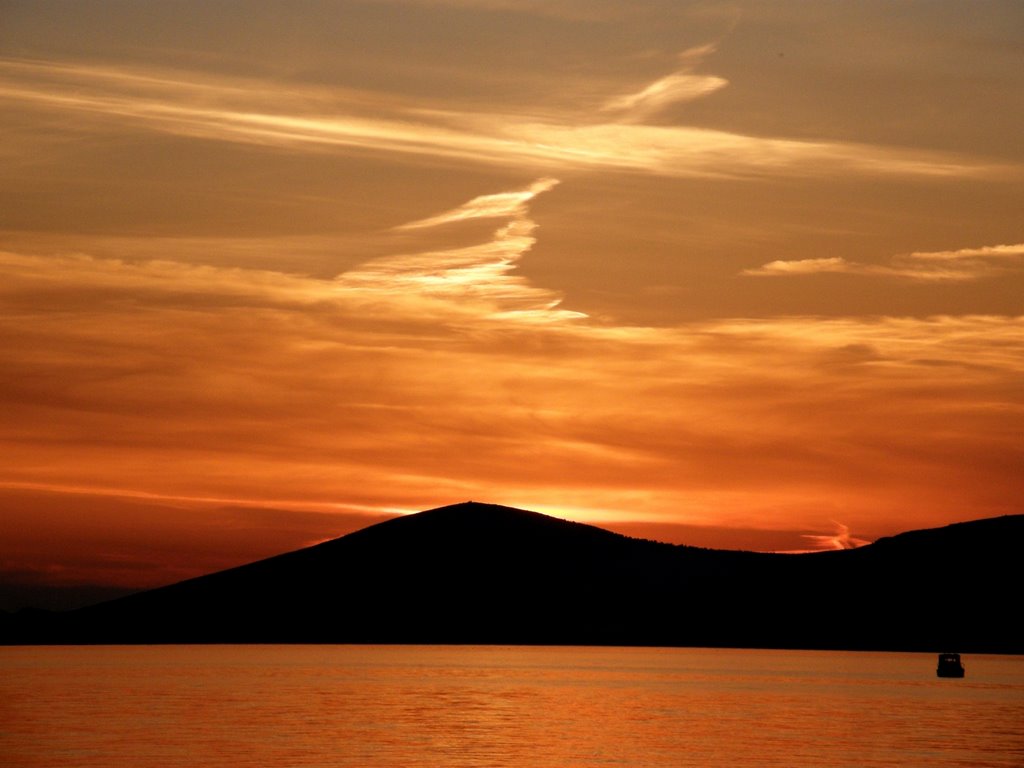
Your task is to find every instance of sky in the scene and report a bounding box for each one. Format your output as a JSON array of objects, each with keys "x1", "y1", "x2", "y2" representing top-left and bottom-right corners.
[{"x1": 1, "y1": 0, "x2": 1022, "y2": 609}]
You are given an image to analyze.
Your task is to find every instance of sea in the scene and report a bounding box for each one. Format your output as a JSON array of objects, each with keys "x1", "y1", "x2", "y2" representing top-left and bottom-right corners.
[{"x1": 1, "y1": 645, "x2": 1021, "y2": 767}]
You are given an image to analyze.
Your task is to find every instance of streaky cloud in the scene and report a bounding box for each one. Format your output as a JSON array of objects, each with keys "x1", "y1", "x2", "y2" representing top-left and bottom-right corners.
[
  {"x1": 0, "y1": 177, "x2": 579, "y2": 326},
  {"x1": 0, "y1": 57, "x2": 1002, "y2": 181},
  {"x1": 744, "y1": 242, "x2": 1024, "y2": 281},
  {"x1": 601, "y1": 72, "x2": 728, "y2": 121},
  {"x1": 3, "y1": 230, "x2": 1023, "y2": 537},
  {"x1": 601, "y1": 44, "x2": 727, "y2": 121},
  {"x1": 743, "y1": 257, "x2": 851, "y2": 276},
  {"x1": 801, "y1": 521, "x2": 871, "y2": 552},
  {"x1": 396, "y1": 178, "x2": 560, "y2": 230},
  {"x1": 347, "y1": 178, "x2": 580, "y2": 323},
  {"x1": 905, "y1": 243, "x2": 1024, "y2": 262},
  {"x1": 341, "y1": 218, "x2": 586, "y2": 324}
]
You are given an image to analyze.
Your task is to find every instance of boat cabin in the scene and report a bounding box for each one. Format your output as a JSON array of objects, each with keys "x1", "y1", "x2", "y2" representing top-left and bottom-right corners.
[{"x1": 936, "y1": 652, "x2": 965, "y2": 678}]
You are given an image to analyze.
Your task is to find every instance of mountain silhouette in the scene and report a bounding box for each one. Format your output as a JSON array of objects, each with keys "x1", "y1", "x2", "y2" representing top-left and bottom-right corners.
[{"x1": 4, "y1": 502, "x2": 1021, "y2": 651}]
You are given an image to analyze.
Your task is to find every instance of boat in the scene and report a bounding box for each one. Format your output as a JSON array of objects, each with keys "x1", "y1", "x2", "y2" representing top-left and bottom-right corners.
[{"x1": 936, "y1": 652, "x2": 965, "y2": 678}]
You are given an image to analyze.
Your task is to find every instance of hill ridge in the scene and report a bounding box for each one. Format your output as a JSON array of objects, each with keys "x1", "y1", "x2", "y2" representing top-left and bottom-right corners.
[{"x1": 3, "y1": 506, "x2": 1020, "y2": 651}]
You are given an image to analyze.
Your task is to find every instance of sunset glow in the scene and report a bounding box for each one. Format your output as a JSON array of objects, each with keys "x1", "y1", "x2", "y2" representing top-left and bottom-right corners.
[{"x1": 1, "y1": 1, "x2": 1022, "y2": 607}]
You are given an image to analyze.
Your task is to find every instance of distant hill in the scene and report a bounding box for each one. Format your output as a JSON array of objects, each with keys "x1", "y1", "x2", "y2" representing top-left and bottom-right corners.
[{"x1": 4, "y1": 503, "x2": 1021, "y2": 651}]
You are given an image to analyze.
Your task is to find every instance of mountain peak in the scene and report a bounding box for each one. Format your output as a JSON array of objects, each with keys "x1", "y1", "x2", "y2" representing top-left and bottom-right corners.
[
  {"x1": 359, "y1": 500, "x2": 612, "y2": 546},
  {"x1": 423, "y1": 500, "x2": 529, "y2": 517},
  {"x1": 417, "y1": 500, "x2": 556, "y2": 524}
]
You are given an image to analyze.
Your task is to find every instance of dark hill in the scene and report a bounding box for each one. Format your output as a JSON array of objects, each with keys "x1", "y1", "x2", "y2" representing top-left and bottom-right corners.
[{"x1": 5, "y1": 503, "x2": 1021, "y2": 651}]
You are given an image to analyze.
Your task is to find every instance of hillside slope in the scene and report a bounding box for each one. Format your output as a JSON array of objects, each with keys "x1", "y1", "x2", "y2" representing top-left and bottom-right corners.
[{"x1": 5, "y1": 503, "x2": 1021, "y2": 651}]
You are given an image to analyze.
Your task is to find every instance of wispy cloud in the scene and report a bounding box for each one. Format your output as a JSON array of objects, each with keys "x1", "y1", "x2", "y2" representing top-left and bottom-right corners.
[
  {"x1": 0, "y1": 178, "x2": 579, "y2": 325},
  {"x1": 600, "y1": 72, "x2": 728, "y2": 120},
  {"x1": 743, "y1": 257, "x2": 851, "y2": 277},
  {"x1": 0, "y1": 57, "x2": 1001, "y2": 180},
  {"x1": 3, "y1": 188, "x2": 1023, "y2": 542},
  {"x1": 801, "y1": 521, "x2": 870, "y2": 551},
  {"x1": 904, "y1": 243, "x2": 1024, "y2": 263},
  {"x1": 345, "y1": 178, "x2": 582, "y2": 323},
  {"x1": 744, "y1": 242, "x2": 1024, "y2": 281},
  {"x1": 601, "y1": 44, "x2": 727, "y2": 121},
  {"x1": 396, "y1": 178, "x2": 560, "y2": 229}
]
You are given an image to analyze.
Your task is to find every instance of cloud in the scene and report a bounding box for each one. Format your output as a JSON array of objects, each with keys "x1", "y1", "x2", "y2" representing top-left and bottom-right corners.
[
  {"x1": 0, "y1": 57, "x2": 1002, "y2": 181},
  {"x1": 601, "y1": 44, "x2": 727, "y2": 121},
  {"x1": 601, "y1": 73, "x2": 728, "y2": 120},
  {"x1": 3, "y1": 210, "x2": 1022, "y2": 532},
  {"x1": 2, "y1": 169, "x2": 1022, "y2": 584},
  {"x1": 343, "y1": 178, "x2": 584, "y2": 324},
  {"x1": 801, "y1": 521, "x2": 870, "y2": 551},
  {"x1": 744, "y1": 242, "x2": 1024, "y2": 281},
  {"x1": 743, "y1": 257, "x2": 852, "y2": 276},
  {"x1": 396, "y1": 178, "x2": 560, "y2": 229},
  {"x1": 902, "y1": 243, "x2": 1024, "y2": 263},
  {"x1": 342, "y1": 219, "x2": 586, "y2": 324},
  {"x1": 0, "y1": 179, "x2": 579, "y2": 327}
]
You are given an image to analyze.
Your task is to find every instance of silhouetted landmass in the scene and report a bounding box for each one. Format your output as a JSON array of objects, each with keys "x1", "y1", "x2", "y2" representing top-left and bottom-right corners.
[
  {"x1": 3, "y1": 503, "x2": 1021, "y2": 651},
  {"x1": 0, "y1": 581, "x2": 136, "y2": 613}
]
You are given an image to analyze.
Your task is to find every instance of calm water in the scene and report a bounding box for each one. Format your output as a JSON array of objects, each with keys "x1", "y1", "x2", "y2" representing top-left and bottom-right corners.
[{"x1": 1, "y1": 645, "x2": 1022, "y2": 767}]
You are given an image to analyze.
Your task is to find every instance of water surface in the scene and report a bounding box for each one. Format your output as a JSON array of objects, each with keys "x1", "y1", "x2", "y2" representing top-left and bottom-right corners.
[{"x1": 2, "y1": 645, "x2": 1021, "y2": 767}]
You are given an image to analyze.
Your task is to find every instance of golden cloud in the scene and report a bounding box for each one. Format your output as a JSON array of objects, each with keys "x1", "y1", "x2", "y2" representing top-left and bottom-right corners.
[
  {"x1": 0, "y1": 58, "x2": 1002, "y2": 180},
  {"x1": 2, "y1": 181, "x2": 1022, "y2": 539},
  {"x1": 744, "y1": 243, "x2": 1024, "y2": 281}
]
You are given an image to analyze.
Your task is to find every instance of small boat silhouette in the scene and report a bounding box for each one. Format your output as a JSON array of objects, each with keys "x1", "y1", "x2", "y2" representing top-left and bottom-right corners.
[{"x1": 936, "y1": 652, "x2": 965, "y2": 678}]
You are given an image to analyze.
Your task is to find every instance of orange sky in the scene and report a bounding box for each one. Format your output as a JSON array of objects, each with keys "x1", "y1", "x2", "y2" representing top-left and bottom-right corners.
[{"x1": 1, "y1": 1, "x2": 1022, "y2": 608}]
